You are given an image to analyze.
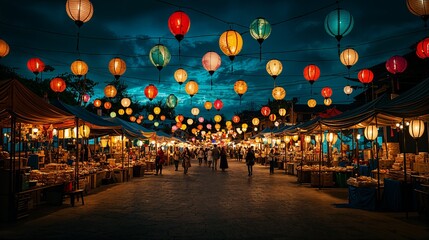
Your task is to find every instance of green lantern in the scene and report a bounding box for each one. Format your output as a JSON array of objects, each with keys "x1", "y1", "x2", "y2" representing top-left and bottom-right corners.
[
  {"x1": 149, "y1": 44, "x2": 171, "y2": 82},
  {"x1": 166, "y1": 94, "x2": 178, "y2": 108},
  {"x1": 250, "y1": 17, "x2": 271, "y2": 61},
  {"x1": 324, "y1": 8, "x2": 354, "y2": 54}
]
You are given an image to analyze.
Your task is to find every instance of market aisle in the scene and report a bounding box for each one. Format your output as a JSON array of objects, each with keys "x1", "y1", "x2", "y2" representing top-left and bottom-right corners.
[{"x1": 1, "y1": 159, "x2": 428, "y2": 239}]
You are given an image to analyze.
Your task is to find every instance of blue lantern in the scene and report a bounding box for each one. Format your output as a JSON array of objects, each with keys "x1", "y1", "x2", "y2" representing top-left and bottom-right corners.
[
  {"x1": 166, "y1": 94, "x2": 178, "y2": 108},
  {"x1": 250, "y1": 17, "x2": 271, "y2": 61},
  {"x1": 324, "y1": 8, "x2": 354, "y2": 54}
]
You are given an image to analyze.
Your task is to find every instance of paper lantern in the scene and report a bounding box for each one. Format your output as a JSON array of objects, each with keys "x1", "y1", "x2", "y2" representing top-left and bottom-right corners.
[
  {"x1": 242, "y1": 123, "x2": 248, "y2": 130},
  {"x1": 266, "y1": 59, "x2": 282, "y2": 80},
  {"x1": 66, "y1": 0, "x2": 94, "y2": 27},
  {"x1": 27, "y1": 58, "x2": 45, "y2": 75},
  {"x1": 0, "y1": 39, "x2": 10, "y2": 58},
  {"x1": 70, "y1": 59, "x2": 88, "y2": 77},
  {"x1": 269, "y1": 114, "x2": 276, "y2": 122},
  {"x1": 261, "y1": 106, "x2": 271, "y2": 117},
  {"x1": 234, "y1": 80, "x2": 247, "y2": 99},
  {"x1": 214, "y1": 99, "x2": 223, "y2": 111},
  {"x1": 385, "y1": 55, "x2": 407, "y2": 74},
  {"x1": 292, "y1": 135, "x2": 299, "y2": 142},
  {"x1": 284, "y1": 135, "x2": 291, "y2": 143},
  {"x1": 93, "y1": 99, "x2": 101, "y2": 108},
  {"x1": 168, "y1": 10, "x2": 191, "y2": 42},
  {"x1": 108, "y1": 57, "x2": 126, "y2": 80},
  {"x1": 174, "y1": 68, "x2": 187, "y2": 85},
  {"x1": 104, "y1": 85, "x2": 117, "y2": 98},
  {"x1": 206, "y1": 124, "x2": 212, "y2": 130},
  {"x1": 144, "y1": 84, "x2": 158, "y2": 101},
  {"x1": 82, "y1": 93, "x2": 90, "y2": 103},
  {"x1": 219, "y1": 30, "x2": 243, "y2": 61},
  {"x1": 78, "y1": 125, "x2": 90, "y2": 138},
  {"x1": 121, "y1": 98, "x2": 131, "y2": 108},
  {"x1": 166, "y1": 94, "x2": 178, "y2": 108},
  {"x1": 324, "y1": 8, "x2": 354, "y2": 42},
  {"x1": 148, "y1": 114, "x2": 155, "y2": 121},
  {"x1": 326, "y1": 132, "x2": 338, "y2": 144},
  {"x1": 125, "y1": 108, "x2": 132, "y2": 115},
  {"x1": 197, "y1": 124, "x2": 203, "y2": 130},
  {"x1": 118, "y1": 109, "x2": 125, "y2": 115},
  {"x1": 272, "y1": 86, "x2": 286, "y2": 100},
  {"x1": 110, "y1": 112, "x2": 116, "y2": 118},
  {"x1": 315, "y1": 134, "x2": 325, "y2": 143},
  {"x1": 185, "y1": 80, "x2": 198, "y2": 97},
  {"x1": 202, "y1": 51, "x2": 221, "y2": 76},
  {"x1": 180, "y1": 123, "x2": 187, "y2": 130},
  {"x1": 232, "y1": 115, "x2": 240, "y2": 123},
  {"x1": 214, "y1": 115, "x2": 222, "y2": 123},
  {"x1": 252, "y1": 118, "x2": 260, "y2": 126},
  {"x1": 344, "y1": 85, "x2": 353, "y2": 95},
  {"x1": 250, "y1": 17, "x2": 271, "y2": 60},
  {"x1": 198, "y1": 116, "x2": 204, "y2": 123},
  {"x1": 409, "y1": 119, "x2": 425, "y2": 139},
  {"x1": 204, "y1": 101, "x2": 212, "y2": 111},
  {"x1": 357, "y1": 69, "x2": 374, "y2": 84},
  {"x1": 136, "y1": 119, "x2": 142, "y2": 124},
  {"x1": 416, "y1": 37, "x2": 429, "y2": 59},
  {"x1": 340, "y1": 48, "x2": 359, "y2": 69},
  {"x1": 321, "y1": 87, "x2": 333, "y2": 99},
  {"x1": 104, "y1": 102, "x2": 112, "y2": 110},
  {"x1": 187, "y1": 118, "x2": 194, "y2": 125},
  {"x1": 130, "y1": 116, "x2": 136, "y2": 122},
  {"x1": 177, "y1": 114, "x2": 185, "y2": 123},
  {"x1": 307, "y1": 98, "x2": 317, "y2": 108},
  {"x1": 50, "y1": 77, "x2": 66, "y2": 93},
  {"x1": 364, "y1": 125, "x2": 378, "y2": 141},
  {"x1": 191, "y1": 107, "x2": 200, "y2": 116},
  {"x1": 215, "y1": 123, "x2": 221, "y2": 131},
  {"x1": 171, "y1": 125, "x2": 178, "y2": 132},
  {"x1": 225, "y1": 121, "x2": 232, "y2": 127},
  {"x1": 155, "y1": 122, "x2": 160, "y2": 127},
  {"x1": 407, "y1": 0, "x2": 429, "y2": 22},
  {"x1": 303, "y1": 64, "x2": 320, "y2": 84},
  {"x1": 304, "y1": 135, "x2": 312, "y2": 144},
  {"x1": 278, "y1": 108, "x2": 286, "y2": 117},
  {"x1": 324, "y1": 98, "x2": 332, "y2": 106},
  {"x1": 154, "y1": 107, "x2": 161, "y2": 115},
  {"x1": 160, "y1": 115, "x2": 166, "y2": 121}
]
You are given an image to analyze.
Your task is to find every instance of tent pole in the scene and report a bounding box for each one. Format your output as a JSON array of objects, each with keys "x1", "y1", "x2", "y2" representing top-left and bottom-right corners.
[
  {"x1": 402, "y1": 118, "x2": 408, "y2": 218},
  {"x1": 375, "y1": 116, "x2": 380, "y2": 206},
  {"x1": 121, "y1": 133, "x2": 124, "y2": 181},
  {"x1": 75, "y1": 118, "x2": 80, "y2": 190}
]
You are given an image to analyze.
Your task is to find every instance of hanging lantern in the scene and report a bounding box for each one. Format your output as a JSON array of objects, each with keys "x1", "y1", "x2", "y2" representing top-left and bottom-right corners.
[
  {"x1": 358, "y1": 69, "x2": 374, "y2": 84},
  {"x1": 340, "y1": 48, "x2": 359, "y2": 69},
  {"x1": 104, "y1": 85, "x2": 117, "y2": 98},
  {"x1": 242, "y1": 123, "x2": 248, "y2": 131},
  {"x1": 324, "y1": 8, "x2": 354, "y2": 50},
  {"x1": 252, "y1": 118, "x2": 260, "y2": 126},
  {"x1": 198, "y1": 117, "x2": 204, "y2": 123},
  {"x1": 187, "y1": 118, "x2": 194, "y2": 126},
  {"x1": 153, "y1": 107, "x2": 161, "y2": 115},
  {"x1": 225, "y1": 121, "x2": 232, "y2": 127},
  {"x1": 148, "y1": 114, "x2": 155, "y2": 121},
  {"x1": 219, "y1": 30, "x2": 243, "y2": 61},
  {"x1": 174, "y1": 68, "x2": 188, "y2": 85},
  {"x1": 185, "y1": 80, "x2": 199, "y2": 98},
  {"x1": 197, "y1": 124, "x2": 203, "y2": 130},
  {"x1": 416, "y1": 38, "x2": 429, "y2": 59},
  {"x1": 149, "y1": 44, "x2": 171, "y2": 71},
  {"x1": 177, "y1": 114, "x2": 185, "y2": 123},
  {"x1": 250, "y1": 17, "x2": 272, "y2": 60},
  {"x1": 93, "y1": 99, "x2": 102, "y2": 108},
  {"x1": 364, "y1": 125, "x2": 378, "y2": 141},
  {"x1": 160, "y1": 115, "x2": 166, "y2": 121},
  {"x1": 65, "y1": 0, "x2": 94, "y2": 27},
  {"x1": 272, "y1": 86, "x2": 286, "y2": 100},
  {"x1": 307, "y1": 98, "x2": 317, "y2": 108},
  {"x1": 104, "y1": 102, "x2": 112, "y2": 110},
  {"x1": 215, "y1": 123, "x2": 221, "y2": 131},
  {"x1": 261, "y1": 106, "x2": 271, "y2": 117},
  {"x1": 202, "y1": 51, "x2": 221, "y2": 76},
  {"x1": 214, "y1": 99, "x2": 224, "y2": 111},
  {"x1": 118, "y1": 109, "x2": 125, "y2": 115},
  {"x1": 304, "y1": 135, "x2": 312, "y2": 144},
  {"x1": 344, "y1": 85, "x2": 353, "y2": 95},
  {"x1": 206, "y1": 124, "x2": 212, "y2": 130},
  {"x1": 284, "y1": 135, "x2": 291, "y2": 143},
  {"x1": 315, "y1": 134, "x2": 325, "y2": 143},
  {"x1": 78, "y1": 125, "x2": 90, "y2": 138},
  {"x1": 214, "y1": 115, "x2": 222, "y2": 123},
  {"x1": 138, "y1": 115, "x2": 144, "y2": 120},
  {"x1": 191, "y1": 107, "x2": 200, "y2": 116},
  {"x1": 409, "y1": 119, "x2": 425, "y2": 139},
  {"x1": 0, "y1": 39, "x2": 10, "y2": 58},
  {"x1": 292, "y1": 135, "x2": 299, "y2": 142},
  {"x1": 50, "y1": 77, "x2": 67, "y2": 93},
  {"x1": 406, "y1": 0, "x2": 429, "y2": 24},
  {"x1": 108, "y1": 57, "x2": 126, "y2": 80},
  {"x1": 324, "y1": 98, "x2": 333, "y2": 106},
  {"x1": 130, "y1": 116, "x2": 137, "y2": 122},
  {"x1": 326, "y1": 132, "x2": 338, "y2": 144},
  {"x1": 136, "y1": 119, "x2": 142, "y2": 124},
  {"x1": 166, "y1": 94, "x2": 178, "y2": 108},
  {"x1": 27, "y1": 58, "x2": 45, "y2": 75},
  {"x1": 154, "y1": 122, "x2": 160, "y2": 128},
  {"x1": 321, "y1": 87, "x2": 333, "y2": 99},
  {"x1": 82, "y1": 93, "x2": 90, "y2": 103},
  {"x1": 110, "y1": 112, "x2": 116, "y2": 118},
  {"x1": 125, "y1": 108, "x2": 133, "y2": 115},
  {"x1": 303, "y1": 64, "x2": 320, "y2": 85},
  {"x1": 269, "y1": 114, "x2": 277, "y2": 122},
  {"x1": 70, "y1": 59, "x2": 88, "y2": 77},
  {"x1": 168, "y1": 10, "x2": 191, "y2": 42},
  {"x1": 204, "y1": 101, "x2": 212, "y2": 111},
  {"x1": 121, "y1": 98, "x2": 131, "y2": 108},
  {"x1": 278, "y1": 108, "x2": 286, "y2": 117},
  {"x1": 266, "y1": 59, "x2": 283, "y2": 80},
  {"x1": 234, "y1": 80, "x2": 247, "y2": 102},
  {"x1": 144, "y1": 84, "x2": 158, "y2": 101},
  {"x1": 386, "y1": 55, "x2": 408, "y2": 74},
  {"x1": 232, "y1": 115, "x2": 240, "y2": 123}
]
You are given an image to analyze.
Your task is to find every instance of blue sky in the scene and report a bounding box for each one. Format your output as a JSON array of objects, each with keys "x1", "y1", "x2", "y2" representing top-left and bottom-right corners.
[{"x1": 0, "y1": 0, "x2": 427, "y2": 120}]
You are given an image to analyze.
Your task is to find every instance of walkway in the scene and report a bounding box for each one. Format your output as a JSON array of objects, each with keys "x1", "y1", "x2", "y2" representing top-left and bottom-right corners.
[{"x1": 1, "y1": 159, "x2": 428, "y2": 239}]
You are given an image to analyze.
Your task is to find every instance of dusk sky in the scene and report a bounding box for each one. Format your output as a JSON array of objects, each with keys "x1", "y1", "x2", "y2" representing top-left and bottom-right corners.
[{"x1": 0, "y1": 0, "x2": 427, "y2": 119}]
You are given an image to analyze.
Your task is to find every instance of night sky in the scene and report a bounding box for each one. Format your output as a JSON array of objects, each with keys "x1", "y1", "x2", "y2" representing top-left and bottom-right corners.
[{"x1": 0, "y1": 0, "x2": 426, "y2": 120}]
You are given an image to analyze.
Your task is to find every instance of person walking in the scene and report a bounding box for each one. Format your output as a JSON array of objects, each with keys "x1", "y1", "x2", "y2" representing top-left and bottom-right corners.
[
  {"x1": 207, "y1": 148, "x2": 213, "y2": 168},
  {"x1": 212, "y1": 144, "x2": 220, "y2": 171},
  {"x1": 268, "y1": 148, "x2": 276, "y2": 175},
  {"x1": 173, "y1": 147, "x2": 180, "y2": 171},
  {"x1": 219, "y1": 147, "x2": 229, "y2": 172},
  {"x1": 238, "y1": 146, "x2": 243, "y2": 162},
  {"x1": 155, "y1": 147, "x2": 165, "y2": 175},
  {"x1": 182, "y1": 147, "x2": 192, "y2": 174},
  {"x1": 197, "y1": 148, "x2": 204, "y2": 166},
  {"x1": 203, "y1": 148, "x2": 208, "y2": 166},
  {"x1": 246, "y1": 146, "x2": 255, "y2": 176}
]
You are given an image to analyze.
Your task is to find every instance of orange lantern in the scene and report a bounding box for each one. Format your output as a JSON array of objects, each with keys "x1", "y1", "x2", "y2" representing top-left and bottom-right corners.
[
  {"x1": 160, "y1": 115, "x2": 166, "y2": 121},
  {"x1": 104, "y1": 85, "x2": 117, "y2": 98},
  {"x1": 177, "y1": 114, "x2": 185, "y2": 123},
  {"x1": 321, "y1": 87, "x2": 333, "y2": 99},
  {"x1": 0, "y1": 39, "x2": 10, "y2": 58},
  {"x1": 269, "y1": 114, "x2": 277, "y2": 122},
  {"x1": 303, "y1": 64, "x2": 320, "y2": 85},
  {"x1": 307, "y1": 98, "x2": 317, "y2": 108},
  {"x1": 144, "y1": 84, "x2": 158, "y2": 101},
  {"x1": 27, "y1": 58, "x2": 45, "y2": 75},
  {"x1": 185, "y1": 80, "x2": 199, "y2": 98},
  {"x1": 174, "y1": 68, "x2": 188, "y2": 85},
  {"x1": 261, "y1": 106, "x2": 271, "y2": 117},
  {"x1": 50, "y1": 78, "x2": 66, "y2": 93},
  {"x1": 93, "y1": 99, "x2": 102, "y2": 108},
  {"x1": 232, "y1": 115, "x2": 240, "y2": 123},
  {"x1": 125, "y1": 108, "x2": 133, "y2": 115},
  {"x1": 219, "y1": 30, "x2": 243, "y2": 61},
  {"x1": 108, "y1": 57, "x2": 126, "y2": 80},
  {"x1": 66, "y1": 0, "x2": 94, "y2": 27},
  {"x1": 71, "y1": 59, "x2": 88, "y2": 77},
  {"x1": 272, "y1": 86, "x2": 286, "y2": 100},
  {"x1": 252, "y1": 118, "x2": 260, "y2": 126},
  {"x1": 104, "y1": 102, "x2": 112, "y2": 110},
  {"x1": 130, "y1": 116, "x2": 136, "y2": 122},
  {"x1": 204, "y1": 101, "x2": 212, "y2": 111}
]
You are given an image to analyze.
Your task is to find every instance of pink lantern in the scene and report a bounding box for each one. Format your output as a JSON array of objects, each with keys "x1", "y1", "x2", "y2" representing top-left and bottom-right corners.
[
  {"x1": 82, "y1": 93, "x2": 90, "y2": 103},
  {"x1": 385, "y1": 55, "x2": 407, "y2": 74},
  {"x1": 198, "y1": 116, "x2": 204, "y2": 123},
  {"x1": 206, "y1": 124, "x2": 212, "y2": 130}
]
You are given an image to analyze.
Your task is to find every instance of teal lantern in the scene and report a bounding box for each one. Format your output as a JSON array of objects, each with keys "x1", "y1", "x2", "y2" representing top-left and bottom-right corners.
[
  {"x1": 166, "y1": 94, "x2": 178, "y2": 108},
  {"x1": 249, "y1": 17, "x2": 272, "y2": 61},
  {"x1": 324, "y1": 8, "x2": 354, "y2": 54},
  {"x1": 149, "y1": 44, "x2": 171, "y2": 82}
]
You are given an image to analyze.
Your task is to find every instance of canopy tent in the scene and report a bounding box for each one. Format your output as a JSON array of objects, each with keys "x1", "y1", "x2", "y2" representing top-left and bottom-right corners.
[{"x1": 103, "y1": 117, "x2": 149, "y2": 139}]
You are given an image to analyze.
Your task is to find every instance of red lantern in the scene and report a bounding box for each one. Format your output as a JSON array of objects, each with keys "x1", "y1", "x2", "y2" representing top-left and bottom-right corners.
[
  {"x1": 357, "y1": 69, "x2": 374, "y2": 84},
  {"x1": 176, "y1": 122, "x2": 183, "y2": 128},
  {"x1": 416, "y1": 38, "x2": 429, "y2": 59},
  {"x1": 27, "y1": 58, "x2": 45, "y2": 75},
  {"x1": 385, "y1": 55, "x2": 407, "y2": 74},
  {"x1": 232, "y1": 115, "x2": 240, "y2": 123},
  {"x1": 178, "y1": 114, "x2": 185, "y2": 123},
  {"x1": 321, "y1": 87, "x2": 333, "y2": 99},
  {"x1": 104, "y1": 102, "x2": 112, "y2": 110},
  {"x1": 197, "y1": 124, "x2": 203, "y2": 130},
  {"x1": 82, "y1": 94, "x2": 90, "y2": 103},
  {"x1": 303, "y1": 64, "x2": 320, "y2": 84},
  {"x1": 144, "y1": 84, "x2": 158, "y2": 101},
  {"x1": 50, "y1": 77, "x2": 66, "y2": 93},
  {"x1": 168, "y1": 11, "x2": 191, "y2": 42},
  {"x1": 214, "y1": 99, "x2": 223, "y2": 111},
  {"x1": 261, "y1": 106, "x2": 271, "y2": 117}
]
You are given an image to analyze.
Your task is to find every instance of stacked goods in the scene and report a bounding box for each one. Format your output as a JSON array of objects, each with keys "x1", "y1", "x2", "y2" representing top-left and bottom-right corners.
[
  {"x1": 379, "y1": 159, "x2": 395, "y2": 169},
  {"x1": 311, "y1": 171, "x2": 334, "y2": 187},
  {"x1": 381, "y1": 142, "x2": 400, "y2": 160},
  {"x1": 347, "y1": 176, "x2": 380, "y2": 187},
  {"x1": 393, "y1": 153, "x2": 413, "y2": 171},
  {"x1": 415, "y1": 152, "x2": 428, "y2": 163}
]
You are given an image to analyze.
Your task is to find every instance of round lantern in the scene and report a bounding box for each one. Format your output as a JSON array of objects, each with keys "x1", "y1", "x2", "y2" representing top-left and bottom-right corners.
[
  {"x1": 284, "y1": 135, "x2": 291, "y2": 143},
  {"x1": 138, "y1": 115, "x2": 143, "y2": 120},
  {"x1": 198, "y1": 116, "x2": 204, "y2": 123},
  {"x1": 214, "y1": 99, "x2": 224, "y2": 111},
  {"x1": 148, "y1": 114, "x2": 154, "y2": 121},
  {"x1": 321, "y1": 87, "x2": 333, "y2": 99},
  {"x1": 409, "y1": 119, "x2": 425, "y2": 139},
  {"x1": 118, "y1": 109, "x2": 125, "y2": 115},
  {"x1": 269, "y1": 114, "x2": 277, "y2": 122},
  {"x1": 279, "y1": 108, "x2": 286, "y2": 117},
  {"x1": 136, "y1": 119, "x2": 142, "y2": 124},
  {"x1": 144, "y1": 84, "x2": 158, "y2": 101},
  {"x1": 197, "y1": 124, "x2": 203, "y2": 130},
  {"x1": 187, "y1": 118, "x2": 194, "y2": 125},
  {"x1": 344, "y1": 85, "x2": 353, "y2": 95},
  {"x1": 364, "y1": 125, "x2": 378, "y2": 141},
  {"x1": 50, "y1": 77, "x2": 66, "y2": 93},
  {"x1": 191, "y1": 107, "x2": 200, "y2": 116},
  {"x1": 358, "y1": 69, "x2": 374, "y2": 84},
  {"x1": 130, "y1": 116, "x2": 136, "y2": 122},
  {"x1": 242, "y1": 123, "x2": 248, "y2": 131},
  {"x1": 204, "y1": 101, "x2": 212, "y2": 111},
  {"x1": 340, "y1": 48, "x2": 359, "y2": 69},
  {"x1": 266, "y1": 59, "x2": 283, "y2": 80},
  {"x1": 305, "y1": 135, "x2": 312, "y2": 144},
  {"x1": 272, "y1": 86, "x2": 286, "y2": 100},
  {"x1": 234, "y1": 80, "x2": 248, "y2": 98},
  {"x1": 232, "y1": 115, "x2": 240, "y2": 123},
  {"x1": 406, "y1": 0, "x2": 429, "y2": 22},
  {"x1": 206, "y1": 124, "x2": 212, "y2": 130},
  {"x1": 202, "y1": 51, "x2": 221, "y2": 76},
  {"x1": 125, "y1": 108, "x2": 133, "y2": 115},
  {"x1": 160, "y1": 115, "x2": 166, "y2": 121},
  {"x1": 78, "y1": 125, "x2": 90, "y2": 138},
  {"x1": 104, "y1": 85, "x2": 117, "y2": 98},
  {"x1": 214, "y1": 115, "x2": 222, "y2": 123},
  {"x1": 185, "y1": 80, "x2": 199, "y2": 97},
  {"x1": 93, "y1": 99, "x2": 102, "y2": 108},
  {"x1": 219, "y1": 29, "x2": 243, "y2": 61},
  {"x1": 324, "y1": 98, "x2": 332, "y2": 106},
  {"x1": 121, "y1": 98, "x2": 131, "y2": 108},
  {"x1": 315, "y1": 134, "x2": 325, "y2": 143},
  {"x1": 65, "y1": 0, "x2": 94, "y2": 27},
  {"x1": 385, "y1": 55, "x2": 407, "y2": 74},
  {"x1": 172, "y1": 125, "x2": 178, "y2": 132},
  {"x1": 153, "y1": 107, "x2": 161, "y2": 115},
  {"x1": 292, "y1": 135, "x2": 299, "y2": 142},
  {"x1": 149, "y1": 44, "x2": 171, "y2": 71},
  {"x1": 154, "y1": 121, "x2": 159, "y2": 127},
  {"x1": 104, "y1": 102, "x2": 112, "y2": 110},
  {"x1": 108, "y1": 57, "x2": 126, "y2": 80},
  {"x1": 250, "y1": 17, "x2": 271, "y2": 49},
  {"x1": 0, "y1": 39, "x2": 10, "y2": 58},
  {"x1": 110, "y1": 112, "x2": 116, "y2": 118},
  {"x1": 215, "y1": 124, "x2": 221, "y2": 131},
  {"x1": 303, "y1": 64, "x2": 320, "y2": 84},
  {"x1": 166, "y1": 94, "x2": 178, "y2": 108},
  {"x1": 326, "y1": 132, "x2": 338, "y2": 144},
  {"x1": 307, "y1": 98, "x2": 317, "y2": 108},
  {"x1": 324, "y1": 8, "x2": 354, "y2": 42},
  {"x1": 261, "y1": 106, "x2": 271, "y2": 117},
  {"x1": 177, "y1": 114, "x2": 185, "y2": 123},
  {"x1": 174, "y1": 68, "x2": 188, "y2": 85},
  {"x1": 82, "y1": 93, "x2": 90, "y2": 103},
  {"x1": 252, "y1": 118, "x2": 260, "y2": 126},
  {"x1": 225, "y1": 121, "x2": 232, "y2": 127},
  {"x1": 416, "y1": 38, "x2": 429, "y2": 59},
  {"x1": 71, "y1": 59, "x2": 88, "y2": 77},
  {"x1": 27, "y1": 58, "x2": 45, "y2": 75},
  {"x1": 168, "y1": 10, "x2": 191, "y2": 42}
]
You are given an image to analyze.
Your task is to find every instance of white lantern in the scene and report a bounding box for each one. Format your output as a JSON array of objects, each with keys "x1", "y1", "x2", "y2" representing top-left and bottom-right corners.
[
  {"x1": 409, "y1": 119, "x2": 425, "y2": 139},
  {"x1": 364, "y1": 125, "x2": 378, "y2": 141}
]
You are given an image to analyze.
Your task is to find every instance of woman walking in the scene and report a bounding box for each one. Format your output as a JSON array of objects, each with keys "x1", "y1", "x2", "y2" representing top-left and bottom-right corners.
[
  {"x1": 173, "y1": 147, "x2": 180, "y2": 171},
  {"x1": 207, "y1": 148, "x2": 213, "y2": 168},
  {"x1": 268, "y1": 148, "x2": 276, "y2": 174},
  {"x1": 219, "y1": 147, "x2": 229, "y2": 172},
  {"x1": 155, "y1": 147, "x2": 165, "y2": 175},
  {"x1": 182, "y1": 147, "x2": 192, "y2": 174},
  {"x1": 246, "y1": 146, "x2": 255, "y2": 176}
]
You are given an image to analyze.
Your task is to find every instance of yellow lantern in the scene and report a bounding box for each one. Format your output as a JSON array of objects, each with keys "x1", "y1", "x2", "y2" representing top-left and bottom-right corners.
[
  {"x1": 234, "y1": 80, "x2": 248, "y2": 98},
  {"x1": 364, "y1": 126, "x2": 378, "y2": 141},
  {"x1": 219, "y1": 30, "x2": 243, "y2": 61},
  {"x1": 78, "y1": 125, "x2": 90, "y2": 138},
  {"x1": 100, "y1": 138, "x2": 108, "y2": 148},
  {"x1": 154, "y1": 106, "x2": 161, "y2": 115},
  {"x1": 225, "y1": 121, "x2": 232, "y2": 127},
  {"x1": 204, "y1": 101, "x2": 212, "y2": 111},
  {"x1": 121, "y1": 98, "x2": 131, "y2": 108},
  {"x1": 266, "y1": 59, "x2": 283, "y2": 80},
  {"x1": 0, "y1": 39, "x2": 10, "y2": 58},
  {"x1": 148, "y1": 114, "x2": 154, "y2": 121},
  {"x1": 307, "y1": 98, "x2": 317, "y2": 108},
  {"x1": 187, "y1": 118, "x2": 194, "y2": 125},
  {"x1": 174, "y1": 68, "x2": 188, "y2": 85},
  {"x1": 326, "y1": 132, "x2": 338, "y2": 144},
  {"x1": 409, "y1": 119, "x2": 425, "y2": 139},
  {"x1": 242, "y1": 123, "x2": 248, "y2": 132},
  {"x1": 185, "y1": 80, "x2": 199, "y2": 97},
  {"x1": 118, "y1": 109, "x2": 125, "y2": 115},
  {"x1": 278, "y1": 108, "x2": 286, "y2": 117},
  {"x1": 104, "y1": 85, "x2": 117, "y2": 98},
  {"x1": 66, "y1": 0, "x2": 94, "y2": 27},
  {"x1": 292, "y1": 135, "x2": 299, "y2": 142},
  {"x1": 340, "y1": 48, "x2": 359, "y2": 69},
  {"x1": 269, "y1": 114, "x2": 277, "y2": 122},
  {"x1": 315, "y1": 134, "x2": 325, "y2": 143},
  {"x1": 214, "y1": 115, "x2": 222, "y2": 123},
  {"x1": 324, "y1": 98, "x2": 332, "y2": 106},
  {"x1": 304, "y1": 135, "x2": 312, "y2": 143},
  {"x1": 191, "y1": 107, "x2": 200, "y2": 116},
  {"x1": 252, "y1": 118, "x2": 260, "y2": 126},
  {"x1": 272, "y1": 86, "x2": 286, "y2": 100},
  {"x1": 284, "y1": 135, "x2": 291, "y2": 143},
  {"x1": 181, "y1": 124, "x2": 187, "y2": 130},
  {"x1": 108, "y1": 57, "x2": 126, "y2": 80},
  {"x1": 125, "y1": 108, "x2": 133, "y2": 115},
  {"x1": 70, "y1": 59, "x2": 88, "y2": 77}
]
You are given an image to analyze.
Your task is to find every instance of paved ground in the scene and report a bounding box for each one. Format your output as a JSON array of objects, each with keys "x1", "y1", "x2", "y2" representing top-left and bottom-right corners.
[{"x1": 0, "y1": 159, "x2": 428, "y2": 240}]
